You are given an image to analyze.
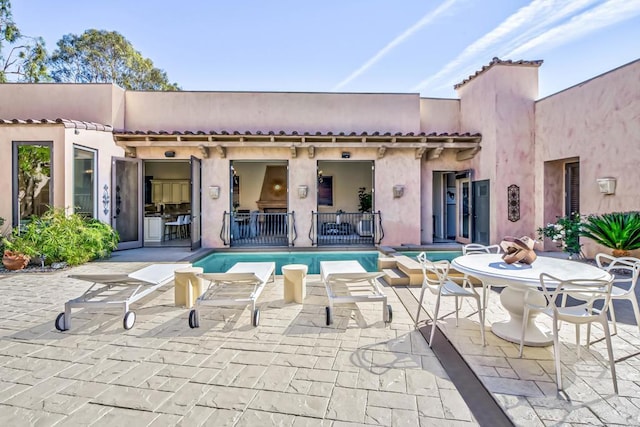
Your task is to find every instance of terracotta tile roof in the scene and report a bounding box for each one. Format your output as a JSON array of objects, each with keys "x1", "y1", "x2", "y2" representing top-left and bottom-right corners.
[
  {"x1": 114, "y1": 129, "x2": 480, "y2": 139},
  {"x1": 454, "y1": 57, "x2": 544, "y2": 90},
  {"x1": 0, "y1": 118, "x2": 113, "y2": 132}
]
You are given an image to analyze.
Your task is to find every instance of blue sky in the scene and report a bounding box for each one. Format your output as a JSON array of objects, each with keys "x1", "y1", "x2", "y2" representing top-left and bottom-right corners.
[{"x1": 10, "y1": 0, "x2": 640, "y2": 98}]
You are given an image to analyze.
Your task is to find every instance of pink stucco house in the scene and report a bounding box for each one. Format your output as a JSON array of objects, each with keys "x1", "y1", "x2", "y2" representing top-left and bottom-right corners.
[{"x1": 0, "y1": 57, "x2": 638, "y2": 257}]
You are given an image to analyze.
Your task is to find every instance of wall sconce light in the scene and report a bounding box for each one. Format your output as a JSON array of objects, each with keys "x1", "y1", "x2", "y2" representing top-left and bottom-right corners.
[
  {"x1": 393, "y1": 185, "x2": 405, "y2": 199},
  {"x1": 164, "y1": 151, "x2": 176, "y2": 158},
  {"x1": 74, "y1": 129, "x2": 80, "y2": 135},
  {"x1": 317, "y1": 169, "x2": 324, "y2": 183},
  {"x1": 209, "y1": 185, "x2": 220, "y2": 199},
  {"x1": 298, "y1": 185, "x2": 308, "y2": 199},
  {"x1": 597, "y1": 177, "x2": 616, "y2": 195}
]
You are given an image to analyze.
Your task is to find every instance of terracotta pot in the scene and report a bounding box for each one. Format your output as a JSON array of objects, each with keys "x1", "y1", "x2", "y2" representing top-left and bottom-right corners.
[
  {"x1": 2, "y1": 251, "x2": 30, "y2": 271},
  {"x1": 612, "y1": 249, "x2": 630, "y2": 258}
]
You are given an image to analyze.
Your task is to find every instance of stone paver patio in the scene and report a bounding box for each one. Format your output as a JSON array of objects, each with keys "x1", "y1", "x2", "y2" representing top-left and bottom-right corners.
[
  {"x1": 1, "y1": 254, "x2": 640, "y2": 426},
  {"x1": 0, "y1": 261, "x2": 477, "y2": 426}
]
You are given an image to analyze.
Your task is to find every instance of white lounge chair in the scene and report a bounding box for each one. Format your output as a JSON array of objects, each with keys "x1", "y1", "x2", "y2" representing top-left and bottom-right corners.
[
  {"x1": 320, "y1": 260, "x2": 391, "y2": 326},
  {"x1": 191, "y1": 262, "x2": 275, "y2": 328},
  {"x1": 56, "y1": 263, "x2": 188, "y2": 331}
]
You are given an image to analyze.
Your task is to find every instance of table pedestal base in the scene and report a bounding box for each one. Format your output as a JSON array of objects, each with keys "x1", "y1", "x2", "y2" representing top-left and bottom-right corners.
[{"x1": 491, "y1": 287, "x2": 552, "y2": 347}]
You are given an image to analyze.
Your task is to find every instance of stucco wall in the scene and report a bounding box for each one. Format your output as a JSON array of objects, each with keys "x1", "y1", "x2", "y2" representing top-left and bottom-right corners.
[
  {"x1": 375, "y1": 150, "x2": 422, "y2": 246},
  {"x1": 124, "y1": 91, "x2": 420, "y2": 133},
  {"x1": 457, "y1": 64, "x2": 538, "y2": 244},
  {"x1": 0, "y1": 84, "x2": 124, "y2": 128},
  {"x1": 535, "y1": 59, "x2": 640, "y2": 257},
  {"x1": 419, "y1": 98, "x2": 460, "y2": 133}
]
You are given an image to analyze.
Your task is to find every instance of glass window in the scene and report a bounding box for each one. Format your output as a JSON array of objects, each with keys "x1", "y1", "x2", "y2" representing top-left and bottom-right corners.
[
  {"x1": 13, "y1": 142, "x2": 53, "y2": 226},
  {"x1": 73, "y1": 146, "x2": 97, "y2": 217}
]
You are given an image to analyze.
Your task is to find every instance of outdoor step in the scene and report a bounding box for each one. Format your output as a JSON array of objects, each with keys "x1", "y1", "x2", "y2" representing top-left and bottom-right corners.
[
  {"x1": 394, "y1": 255, "x2": 423, "y2": 285},
  {"x1": 382, "y1": 268, "x2": 409, "y2": 286},
  {"x1": 377, "y1": 257, "x2": 397, "y2": 270}
]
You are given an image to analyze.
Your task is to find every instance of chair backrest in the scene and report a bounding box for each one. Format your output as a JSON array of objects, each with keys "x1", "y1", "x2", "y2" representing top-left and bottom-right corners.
[
  {"x1": 183, "y1": 214, "x2": 191, "y2": 225},
  {"x1": 463, "y1": 243, "x2": 501, "y2": 255},
  {"x1": 176, "y1": 215, "x2": 186, "y2": 225},
  {"x1": 595, "y1": 253, "x2": 640, "y2": 292},
  {"x1": 417, "y1": 252, "x2": 449, "y2": 294},
  {"x1": 538, "y1": 273, "x2": 614, "y2": 322}
]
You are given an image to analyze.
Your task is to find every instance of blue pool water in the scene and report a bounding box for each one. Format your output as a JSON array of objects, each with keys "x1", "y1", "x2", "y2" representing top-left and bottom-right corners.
[{"x1": 194, "y1": 250, "x2": 461, "y2": 274}]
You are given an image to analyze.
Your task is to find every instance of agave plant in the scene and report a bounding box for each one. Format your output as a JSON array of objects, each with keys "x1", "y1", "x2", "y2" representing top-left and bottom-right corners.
[{"x1": 581, "y1": 211, "x2": 640, "y2": 256}]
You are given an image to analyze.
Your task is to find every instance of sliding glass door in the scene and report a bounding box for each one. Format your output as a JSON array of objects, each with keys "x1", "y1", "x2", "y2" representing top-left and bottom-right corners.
[{"x1": 12, "y1": 141, "x2": 52, "y2": 226}]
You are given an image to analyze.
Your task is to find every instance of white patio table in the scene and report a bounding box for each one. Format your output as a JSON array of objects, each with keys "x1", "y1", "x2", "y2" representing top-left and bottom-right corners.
[{"x1": 451, "y1": 254, "x2": 612, "y2": 346}]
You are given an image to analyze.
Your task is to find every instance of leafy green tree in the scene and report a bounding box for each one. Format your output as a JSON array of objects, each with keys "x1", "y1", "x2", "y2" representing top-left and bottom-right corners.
[
  {"x1": 49, "y1": 29, "x2": 180, "y2": 90},
  {"x1": 0, "y1": 0, "x2": 48, "y2": 82}
]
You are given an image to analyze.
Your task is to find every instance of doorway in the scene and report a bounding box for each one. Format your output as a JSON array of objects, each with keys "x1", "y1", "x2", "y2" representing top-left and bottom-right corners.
[
  {"x1": 143, "y1": 160, "x2": 193, "y2": 247},
  {"x1": 432, "y1": 172, "x2": 456, "y2": 242}
]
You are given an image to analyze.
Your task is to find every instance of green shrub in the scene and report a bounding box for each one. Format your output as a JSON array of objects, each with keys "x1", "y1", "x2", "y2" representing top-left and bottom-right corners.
[
  {"x1": 581, "y1": 211, "x2": 640, "y2": 253},
  {"x1": 537, "y1": 212, "x2": 583, "y2": 257},
  {"x1": 2, "y1": 207, "x2": 119, "y2": 266}
]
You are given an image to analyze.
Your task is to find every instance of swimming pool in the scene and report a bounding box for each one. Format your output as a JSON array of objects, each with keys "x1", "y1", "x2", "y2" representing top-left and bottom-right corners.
[
  {"x1": 195, "y1": 251, "x2": 380, "y2": 274},
  {"x1": 194, "y1": 250, "x2": 461, "y2": 274}
]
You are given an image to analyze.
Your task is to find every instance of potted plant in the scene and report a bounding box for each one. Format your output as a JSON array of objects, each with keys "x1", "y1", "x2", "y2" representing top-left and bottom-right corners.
[
  {"x1": 2, "y1": 227, "x2": 36, "y2": 271},
  {"x1": 537, "y1": 212, "x2": 583, "y2": 259},
  {"x1": 581, "y1": 211, "x2": 640, "y2": 257},
  {"x1": 358, "y1": 187, "x2": 372, "y2": 214}
]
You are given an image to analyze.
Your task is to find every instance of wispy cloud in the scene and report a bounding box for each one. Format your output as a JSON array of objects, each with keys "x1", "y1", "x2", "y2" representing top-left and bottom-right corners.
[
  {"x1": 411, "y1": 0, "x2": 599, "y2": 92},
  {"x1": 331, "y1": 0, "x2": 461, "y2": 91},
  {"x1": 507, "y1": 0, "x2": 640, "y2": 57}
]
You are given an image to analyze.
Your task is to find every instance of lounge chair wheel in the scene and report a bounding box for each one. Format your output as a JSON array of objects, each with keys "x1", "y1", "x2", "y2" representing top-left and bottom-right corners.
[
  {"x1": 252, "y1": 309, "x2": 260, "y2": 327},
  {"x1": 123, "y1": 311, "x2": 136, "y2": 330},
  {"x1": 325, "y1": 306, "x2": 332, "y2": 325},
  {"x1": 188, "y1": 309, "x2": 199, "y2": 328},
  {"x1": 54, "y1": 312, "x2": 68, "y2": 331},
  {"x1": 387, "y1": 305, "x2": 393, "y2": 323}
]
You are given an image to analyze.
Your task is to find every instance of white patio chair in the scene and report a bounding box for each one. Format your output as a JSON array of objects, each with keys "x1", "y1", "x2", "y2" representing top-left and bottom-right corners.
[
  {"x1": 519, "y1": 273, "x2": 617, "y2": 394},
  {"x1": 462, "y1": 243, "x2": 502, "y2": 318},
  {"x1": 415, "y1": 252, "x2": 485, "y2": 347},
  {"x1": 594, "y1": 253, "x2": 640, "y2": 335}
]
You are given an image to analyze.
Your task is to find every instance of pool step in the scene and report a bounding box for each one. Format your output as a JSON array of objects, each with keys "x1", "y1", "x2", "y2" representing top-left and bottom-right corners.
[
  {"x1": 393, "y1": 256, "x2": 423, "y2": 285},
  {"x1": 381, "y1": 268, "x2": 409, "y2": 286},
  {"x1": 377, "y1": 257, "x2": 398, "y2": 270}
]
